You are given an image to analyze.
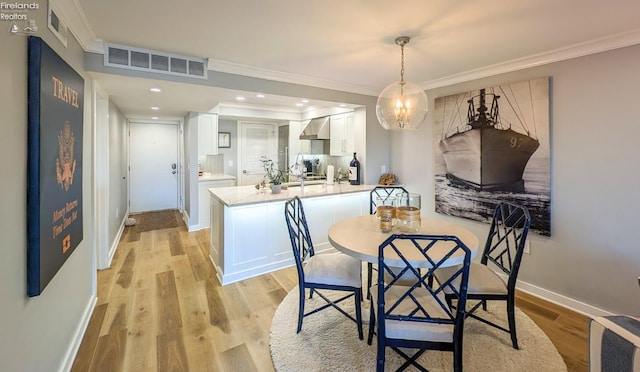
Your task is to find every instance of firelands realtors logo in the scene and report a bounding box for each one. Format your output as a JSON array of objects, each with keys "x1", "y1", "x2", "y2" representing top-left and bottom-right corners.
[{"x1": 1, "y1": 1, "x2": 39, "y2": 21}]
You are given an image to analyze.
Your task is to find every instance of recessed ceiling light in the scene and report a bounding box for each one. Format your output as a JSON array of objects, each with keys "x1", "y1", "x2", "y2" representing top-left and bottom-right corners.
[
  {"x1": 151, "y1": 116, "x2": 158, "y2": 120},
  {"x1": 236, "y1": 96, "x2": 246, "y2": 101},
  {"x1": 256, "y1": 94, "x2": 265, "y2": 98},
  {"x1": 339, "y1": 104, "x2": 346, "y2": 107},
  {"x1": 302, "y1": 99, "x2": 309, "y2": 103},
  {"x1": 296, "y1": 103, "x2": 304, "y2": 107},
  {"x1": 149, "y1": 88, "x2": 162, "y2": 93},
  {"x1": 151, "y1": 106, "x2": 159, "y2": 110}
]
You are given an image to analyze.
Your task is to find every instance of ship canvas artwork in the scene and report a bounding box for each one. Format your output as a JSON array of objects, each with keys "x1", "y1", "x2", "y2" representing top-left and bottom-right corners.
[{"x1": 433, "y1": 77, "x2": 551, "y2": 235}]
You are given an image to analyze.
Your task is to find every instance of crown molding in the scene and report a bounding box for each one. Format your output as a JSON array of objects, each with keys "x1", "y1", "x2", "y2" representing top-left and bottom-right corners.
[
  {"x1": 422, "y1": 28, "x2": 640, "y2": 90},
  {"x1": 52, "y1": 0, "x2": 97, "y2": 51}
]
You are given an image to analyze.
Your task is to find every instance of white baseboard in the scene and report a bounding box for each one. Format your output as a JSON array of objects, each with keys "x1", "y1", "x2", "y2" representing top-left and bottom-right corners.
[
  {"x1": 58, "y1": 294, "x2": 98, "y2": 372},
  {"x1": 188, "y1": 224, "x2": 207, "y2": 232},
  {"x1": 107, "y1": 216, "x2": 126, "y2": 268},
  {"x1": 182, "y1": 211, "x2": 203, "y2": 232},
  {"x1": 517, "y1": 280, "x2": 613, "y2": 318}
]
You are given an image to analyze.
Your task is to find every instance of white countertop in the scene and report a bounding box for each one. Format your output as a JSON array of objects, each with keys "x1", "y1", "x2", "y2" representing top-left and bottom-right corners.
[
  {"x1": 209, "y1": 183, "x2": 373, "y2": 206},
  {"x1": 199, "y1": 173, "x2": 236, "y2": 182}
]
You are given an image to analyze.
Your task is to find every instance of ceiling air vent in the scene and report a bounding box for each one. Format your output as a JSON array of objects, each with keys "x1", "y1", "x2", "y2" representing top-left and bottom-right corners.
[{"x1": 104, "y1": 44, "x2": 208, "y2": 79}]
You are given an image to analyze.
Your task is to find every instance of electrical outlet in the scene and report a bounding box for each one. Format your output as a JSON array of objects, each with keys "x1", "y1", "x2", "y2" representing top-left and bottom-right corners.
[
  {"x1": 381, "y1": 165, "x2": 387, "y2": 174},
  {"x1": 524, "y1": 241, "x2": 531, "y2": 255}
]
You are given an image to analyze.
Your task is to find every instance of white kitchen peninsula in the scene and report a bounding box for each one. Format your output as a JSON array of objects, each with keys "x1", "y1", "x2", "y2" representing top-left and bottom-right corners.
[{"x1": 209, "y1": 183, "x2": 372, "y2": 285}]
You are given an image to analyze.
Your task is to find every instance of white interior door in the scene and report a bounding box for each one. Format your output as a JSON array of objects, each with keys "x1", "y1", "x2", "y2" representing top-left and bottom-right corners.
[
  {"x1": 239, "y1": 122, "x2": 276, "y2": 186},
  {"x1": 130, "y1": 121, "x2": 178, "y2": 212}
]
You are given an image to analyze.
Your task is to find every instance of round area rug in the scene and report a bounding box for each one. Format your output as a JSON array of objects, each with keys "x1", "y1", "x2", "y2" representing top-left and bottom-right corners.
[{"x1": 270, "y1": 287, "x2": 567, "y2": 371}]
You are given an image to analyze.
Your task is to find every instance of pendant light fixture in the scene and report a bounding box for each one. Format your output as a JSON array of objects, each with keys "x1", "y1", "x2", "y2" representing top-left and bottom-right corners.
[{"x1": 376, "y1": 36, "x2": 428, "y2": 130}]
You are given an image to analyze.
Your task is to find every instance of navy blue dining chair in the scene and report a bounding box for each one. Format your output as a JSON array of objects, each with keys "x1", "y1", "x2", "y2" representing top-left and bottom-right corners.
[
  {"x1": 435, "y1": 201, "x2": 531, "y2": 349},
  {"x1": 368, "y1": 234, "x2": 472, "y2": 372},
  {"x1": 284, "y1": 196, "x2": 363, "y2": 339},
  {"x1": 367, "y1": 186, "x2": 409, "y2": 298}
]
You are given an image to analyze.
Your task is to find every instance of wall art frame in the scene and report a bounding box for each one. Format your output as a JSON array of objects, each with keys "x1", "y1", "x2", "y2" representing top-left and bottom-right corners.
[
  {"x1": 218, "y1": 132, "x2": 231, "y2": 148},
  {"x1": 432, "y1": 77, "x2": 551, "y2": 236},
  {"x1": 27, "y1": 36, "x2": 84, "y2": 296}
]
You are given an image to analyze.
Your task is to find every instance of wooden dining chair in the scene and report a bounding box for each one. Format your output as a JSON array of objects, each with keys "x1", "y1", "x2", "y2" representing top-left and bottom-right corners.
[
  {"x1": 367, "y1": 186, "x2": 409, "y2": 298},
  {"x1": 284, "y1": 196, "x2": 364, "y2": 339},
  {"x1": 367, "y1": 234, "x2": 472, "y2": 372},
  {"x1": 435, "y1": 201, "x2": 531, "y2": 349}
]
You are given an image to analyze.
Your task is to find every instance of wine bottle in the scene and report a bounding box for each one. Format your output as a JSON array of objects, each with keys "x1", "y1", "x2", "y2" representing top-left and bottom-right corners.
[{"x1": 349, "y1": 152, "x2": 360, "y2": 185}]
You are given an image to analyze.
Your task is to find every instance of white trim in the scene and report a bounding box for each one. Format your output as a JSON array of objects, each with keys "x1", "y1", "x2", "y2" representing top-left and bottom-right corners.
[
  {"x1": 93, "y1": 83, "x2": 111, "y2": 270},
  {"x1": 107, "y1": 212, "x2": 127, "y2": 268},
  {"x1": 182, "y1": 210, "x2": 190, "y2": 228},
  {"x1": 517, "y1": 280, "x2": 614, "y2": 318},
  {"x1": 188, "y1": 223, "x2": 207, "y2": 232},
  {"x1": 57, "y1": 294, "x2": 98, "y2": 372}
]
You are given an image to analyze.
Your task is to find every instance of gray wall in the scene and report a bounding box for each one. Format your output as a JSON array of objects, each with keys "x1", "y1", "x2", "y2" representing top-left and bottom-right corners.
[
  {"x1": 218, "y1": 119, "x2": 238, "y2": 177},
  {"x1": 108, "y1": 102, "x2": 128, "y2": 245},
  {"x1": 391, "y1": 44, "x2": 640, "y2": 315},
  {"x1": 0, "y1": 16, "x2": 95, "y2": 372}
]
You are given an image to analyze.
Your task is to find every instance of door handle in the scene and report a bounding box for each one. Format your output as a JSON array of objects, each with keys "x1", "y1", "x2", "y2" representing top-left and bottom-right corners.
[
  {"x1": 171, "y1": 163, "x2": 177, "y2": 170},
  {"x1": 172, "y1": 171, "x2": 176, "y2": 174},
  {"x1": 243, "y1": 170, "x2": 247, "y2": 174}
]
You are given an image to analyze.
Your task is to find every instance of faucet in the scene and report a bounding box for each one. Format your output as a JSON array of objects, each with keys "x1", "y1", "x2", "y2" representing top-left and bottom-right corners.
[{"x1": 293, "y1": 152, "x2": 306, "y2": 188}]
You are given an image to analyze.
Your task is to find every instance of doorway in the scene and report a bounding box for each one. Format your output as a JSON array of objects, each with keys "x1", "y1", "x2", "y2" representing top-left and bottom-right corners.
[
  {"x1": 238, "y1": 121, "x2": 276, "y2": 186},
  {"x1": 129, "y1": 121, "x2": 179, "y2": 212}
]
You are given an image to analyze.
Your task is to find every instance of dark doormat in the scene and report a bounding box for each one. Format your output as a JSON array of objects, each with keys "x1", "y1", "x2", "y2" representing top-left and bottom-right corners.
[{"x1": 135, "y1": 209, "x2": 181, "y2": 232}]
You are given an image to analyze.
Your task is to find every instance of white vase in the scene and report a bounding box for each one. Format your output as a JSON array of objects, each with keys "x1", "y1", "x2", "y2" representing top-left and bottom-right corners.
[{"x1": 271, "y1": 184, "x2": 282, "y2": 194}]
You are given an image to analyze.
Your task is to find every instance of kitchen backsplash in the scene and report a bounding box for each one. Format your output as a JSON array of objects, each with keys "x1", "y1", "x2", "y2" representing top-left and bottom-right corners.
[
  {"x1": 199, "y1": 153, "x2": 352, "y2": 179},
  {"x1": 293, "y1": 154, "x2": 352, "y2": 178},
  {"x1": 199, "y1": 154, "x2": 224, "y2": 174}
]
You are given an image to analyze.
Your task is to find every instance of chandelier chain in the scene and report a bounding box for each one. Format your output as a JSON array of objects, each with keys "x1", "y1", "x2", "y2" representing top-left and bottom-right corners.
[{"x1": 400, "y1": 43, "x2": 405, "y2": 83}]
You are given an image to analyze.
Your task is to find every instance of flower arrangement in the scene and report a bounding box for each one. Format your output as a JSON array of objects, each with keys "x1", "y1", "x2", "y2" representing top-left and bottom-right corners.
[{"x1": 260, "y1": 156, "x2": 288, "y2": 185}]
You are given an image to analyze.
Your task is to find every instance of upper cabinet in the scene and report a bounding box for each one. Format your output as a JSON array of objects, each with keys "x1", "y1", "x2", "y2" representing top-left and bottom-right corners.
[
  {"x1": 330, "y1": 112, "x2": 354, "y2": 156},
  {"x1": 197, "y1": 113, "x2": 219, "y2": 155}
]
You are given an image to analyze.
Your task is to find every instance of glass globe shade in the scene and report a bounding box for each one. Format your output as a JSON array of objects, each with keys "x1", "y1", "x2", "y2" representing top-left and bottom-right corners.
[{"x1": 376, "y1": 80, "x2": 428, "y2": 130}]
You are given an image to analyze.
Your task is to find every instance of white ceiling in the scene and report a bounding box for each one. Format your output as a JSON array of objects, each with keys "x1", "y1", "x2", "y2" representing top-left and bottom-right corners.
[{"x1": 74, "y1": 0, "x2": 640, "y2": 120}]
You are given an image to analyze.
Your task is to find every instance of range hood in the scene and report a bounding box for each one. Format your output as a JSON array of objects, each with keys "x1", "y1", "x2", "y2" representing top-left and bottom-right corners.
[{"x1": 299, "y1": 116, "x2": 330, "y2": 140}]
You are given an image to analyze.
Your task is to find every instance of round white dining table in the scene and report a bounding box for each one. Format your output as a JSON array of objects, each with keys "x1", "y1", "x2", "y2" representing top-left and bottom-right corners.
[{"x1": 328, "y1": 215, "x2": 479, "y2": 268}]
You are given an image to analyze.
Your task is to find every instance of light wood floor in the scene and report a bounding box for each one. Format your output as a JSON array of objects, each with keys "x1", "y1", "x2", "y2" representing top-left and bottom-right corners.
[{"x1": 72, "y1": 213, "x2": 589, "y2": 371}]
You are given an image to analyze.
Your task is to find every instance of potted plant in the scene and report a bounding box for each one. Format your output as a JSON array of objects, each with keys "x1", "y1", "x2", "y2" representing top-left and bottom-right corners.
[{"x1": 260, "y1": 157, "x2": 288, "y2": 193}]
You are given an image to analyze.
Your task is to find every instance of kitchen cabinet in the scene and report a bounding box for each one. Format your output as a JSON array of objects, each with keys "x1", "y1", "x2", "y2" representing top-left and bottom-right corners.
[
  {"x1": 329, "y1": 112, "x2": 354, "y2": 156},
  {"x1": 197, "y1": 113, "x2": 219, "y2": 155}
]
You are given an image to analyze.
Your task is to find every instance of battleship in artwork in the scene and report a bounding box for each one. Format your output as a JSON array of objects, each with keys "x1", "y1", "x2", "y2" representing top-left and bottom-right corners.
[{"x1": 438, "y1": 88, "x2": 540, "y2": 191}]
